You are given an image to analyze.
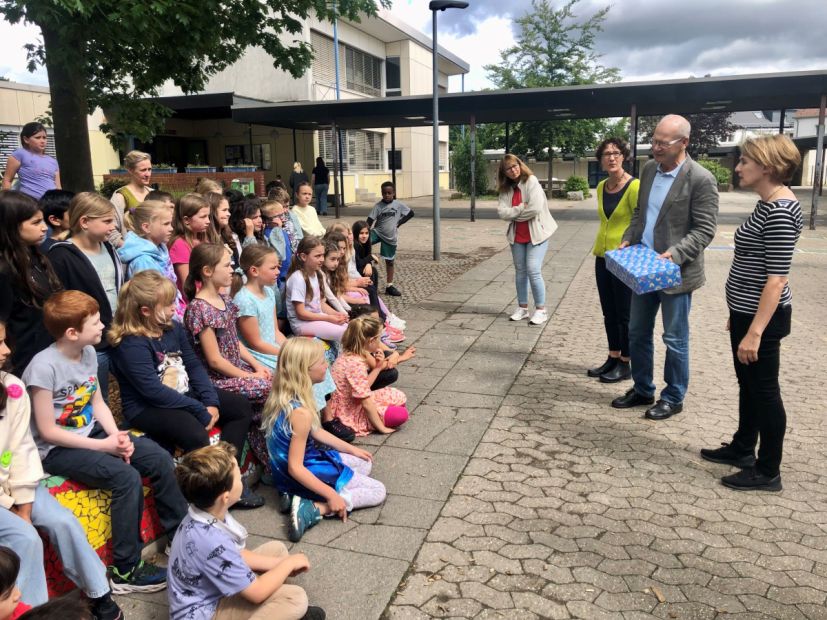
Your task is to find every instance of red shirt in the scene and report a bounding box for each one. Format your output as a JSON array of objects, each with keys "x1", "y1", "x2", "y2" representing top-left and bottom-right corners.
[
  {"x1": 12, "y1": 602, "x2": 32, "y2": 619},
  {"x1": 512, "y1": 187, "x2": 531, "y2": 243}
]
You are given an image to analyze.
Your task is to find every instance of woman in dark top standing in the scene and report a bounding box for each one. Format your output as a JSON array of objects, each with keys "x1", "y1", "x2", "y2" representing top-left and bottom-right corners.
[
  {"x1": 701, "y1": 134, "x2": 802, "y2": 492},
  {"x1": 311, "y1": 157, "x2": 330, "y2": 216},
  {"x1": 588, "y1": 138, "x2": 639, "y2": 383},
  {"x1": 288, "y1": 161, "x2": 309, "y2": 206},
  {"x1": 0, "y1": 191, "x2": 62, "y2": 375}
]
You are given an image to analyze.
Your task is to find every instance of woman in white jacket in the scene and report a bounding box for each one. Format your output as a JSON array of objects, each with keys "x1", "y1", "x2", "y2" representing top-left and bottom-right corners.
[{"x1": 496, "y1": 155, "x2": 558, "y2": 325}]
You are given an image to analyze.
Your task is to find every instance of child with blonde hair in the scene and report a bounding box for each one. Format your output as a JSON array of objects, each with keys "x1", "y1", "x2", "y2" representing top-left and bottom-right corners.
[
  {"x1": 169, "y1": 193, "x2": 212, "y2": 296},
  {"x1": 263, "y1": 338, "x2": 384, "y2": 542}
]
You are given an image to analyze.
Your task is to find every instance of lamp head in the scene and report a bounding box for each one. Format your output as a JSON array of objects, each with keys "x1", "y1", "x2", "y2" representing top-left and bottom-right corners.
[{"x1": 429, "y1": 1, "x2": 469, "y2": 10}]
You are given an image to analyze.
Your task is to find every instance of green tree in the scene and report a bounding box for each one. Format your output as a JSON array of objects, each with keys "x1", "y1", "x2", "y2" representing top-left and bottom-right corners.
[
  {"x1": 0, "y1": 0, "x2": 388, "y2": 191},
  {"x1": 450, "y1": 132, "x2": 488, "y2": 196},
  {"x1": 484, "y1": 0, "x2": 620, "y2": 160},
  {"x1": 637, "y1": 112, "x2": 740, "y2": 159}
]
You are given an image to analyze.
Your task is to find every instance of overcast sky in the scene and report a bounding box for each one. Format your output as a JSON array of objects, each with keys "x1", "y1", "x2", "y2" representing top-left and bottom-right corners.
[{"x1": 2, "y1": 0, "x2": 826, "y2": 91}]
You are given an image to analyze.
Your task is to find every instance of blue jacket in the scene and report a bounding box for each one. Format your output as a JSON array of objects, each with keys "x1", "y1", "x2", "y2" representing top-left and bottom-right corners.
[
  {"x1": 117, "y1": 231, "x2": 172, "y2": 279},
  {"x1": 110, "y1": 323, "x2": 219, "y2": 426}
]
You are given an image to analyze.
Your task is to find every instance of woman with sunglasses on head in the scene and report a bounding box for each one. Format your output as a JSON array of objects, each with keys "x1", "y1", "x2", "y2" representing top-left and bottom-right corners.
[
  {"x1": 496, "y1": 154, "x2": 558, "y2": 326},
  {"x1": 587, "y1": 137, "x2": 639, "y2": 383}
]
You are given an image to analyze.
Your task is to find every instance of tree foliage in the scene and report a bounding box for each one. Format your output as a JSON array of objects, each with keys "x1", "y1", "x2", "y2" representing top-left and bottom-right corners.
[
  {"x1": 450, "y1": 132, "x2": 489, "y2": 196},
  {"x1": 637, "y1": 112, "x2": 740, "y2": 159},
  {"x1": 0, "y1": 0, "x2": 389, "y2": 190},
  {"x1": 483, "y1": 0, "x2": 620, "y2": 159}
]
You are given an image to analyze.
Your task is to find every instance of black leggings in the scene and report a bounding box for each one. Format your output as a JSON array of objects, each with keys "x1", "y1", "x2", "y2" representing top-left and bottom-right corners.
[
  {"x1": 595, "y1": 257, "x2": 632, "y2": 357},
  {"x1": 130, "y1": 389, "x2": 253, "y2": 464}
]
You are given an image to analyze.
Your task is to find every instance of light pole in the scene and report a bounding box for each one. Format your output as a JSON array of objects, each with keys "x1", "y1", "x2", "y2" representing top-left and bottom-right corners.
[{"x1": 429, "y1": 0, "x2": 468, "y2": 260}]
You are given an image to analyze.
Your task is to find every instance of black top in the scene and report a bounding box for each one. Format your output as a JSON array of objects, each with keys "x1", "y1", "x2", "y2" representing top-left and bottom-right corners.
[
  {"x1": 602, "y1": 178, "x2": 633, "y2": 219},
  {"x1": 312, "y1": 165, "x2": 329, "y2": 185},
  {"x1": 289, "y1": 171, "x2": 309, "y2": 191}
]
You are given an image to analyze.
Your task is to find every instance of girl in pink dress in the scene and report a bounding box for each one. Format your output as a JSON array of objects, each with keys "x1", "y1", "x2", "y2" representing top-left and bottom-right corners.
[{"x1": 329, "y1": 315, "x2": 408, "y2": 436}]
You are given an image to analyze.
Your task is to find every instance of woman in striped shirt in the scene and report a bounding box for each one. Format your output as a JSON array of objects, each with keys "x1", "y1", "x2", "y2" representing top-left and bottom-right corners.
[{"x1": 701, "y1": 134, "x2": 802, "y2": 492}]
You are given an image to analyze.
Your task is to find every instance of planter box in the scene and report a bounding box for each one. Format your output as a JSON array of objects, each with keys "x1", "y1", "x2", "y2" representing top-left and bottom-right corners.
[
  {"x1": 185, "y1": 166, "x2": 217, "y2": 173},
  {"x1": 223, "y1": 166, "x2": 257, "y2": 173},
  {"x1": 109, "y1": 168, "x2": 127, "y2": 174},
  {"x1": 153, "y1": 168, "x2": 177, "y2": 174}
]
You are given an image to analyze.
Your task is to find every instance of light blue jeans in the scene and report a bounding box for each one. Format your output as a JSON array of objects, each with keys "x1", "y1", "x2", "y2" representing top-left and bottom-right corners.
[
  {"x1": 629, "y1": 290, "x2": 692, "y2": 405},
  {"x1": 0, "y1": 484, "x2": 110, "y2": 605},
  {"x1": 510, "y1": 240, "x2": 548, "y2": 307}
]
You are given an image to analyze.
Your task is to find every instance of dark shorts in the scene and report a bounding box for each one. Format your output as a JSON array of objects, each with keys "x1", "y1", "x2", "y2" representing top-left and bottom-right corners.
[{"x1": 370, "y1": 229, "x2": 396, "y2": 261}]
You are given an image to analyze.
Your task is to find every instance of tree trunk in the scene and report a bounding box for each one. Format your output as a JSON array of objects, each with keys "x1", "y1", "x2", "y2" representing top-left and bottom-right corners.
[{"x1": 40, "y1": 23, "x2": 95, "y2": 192}]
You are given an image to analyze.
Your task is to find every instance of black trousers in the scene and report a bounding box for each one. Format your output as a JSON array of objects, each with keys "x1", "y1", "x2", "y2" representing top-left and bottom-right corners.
[
  {"x1": 595, "y1": 257, "x2": 632, "y2": 357},
  {"x1": 729, "y1": 305, "x2": 791, "y2": 477},
  {"x1": 131, "y1": 389, "x2": 253, "y2": 465}
]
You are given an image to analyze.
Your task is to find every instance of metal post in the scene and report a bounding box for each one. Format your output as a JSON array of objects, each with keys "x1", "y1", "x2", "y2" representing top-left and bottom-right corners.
[
  {"x1": 338, "y1": 129, "x2": 345, "y2": 208},
  {"x1": 391, "y1": 126, "x2": 397, "y2": 189},
  {"x1": 292, "y1": 128, "x2": 297, "y2": 164},
  {"x1": 629, "y1": 103, "x2": 638, "y2": 176},
  {"x1": 810, "y1": 94, "x2": 826, "y2": 230},
  {"x1": 460, "y1": 74, "x2": 465, "y2": 140},
  {"x1": 778, "y1": 108, "x2": 786, "y2": 135},
  {"x1": 432, "y1": 9, "x2": 440, "y2": 260},
  {"x1": 548, "y1": 140, "x2": 553, "y2": 196},
  {"x1": 470, "y1": 114, "x2": 476, "y2": 222},
  {"x1": 505, "y1": 122, "x2": 510, "y2": 154},
  {"x1": 331, "y1": 123, "x2": 340, "y2": 219}
]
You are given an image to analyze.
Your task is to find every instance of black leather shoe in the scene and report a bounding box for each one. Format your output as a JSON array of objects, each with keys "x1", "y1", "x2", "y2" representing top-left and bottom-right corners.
[
  {"x1": 701, "y1": 443, "x2": 756, "y2": 468},
  {"x1": 644, "y1": 400, "x2": 683, "y2": 420},
  {"x1": 721, "y1": 467, "x2": 782, "y2": 492},
  {"x1": 611, "y1": 388, "x2": 654, "y2": 409},
  {"x1": 587, "y1": 356, "x2": 616, "y2": 378},
  {"x1": 600, "y1": 360, "x2": 631, "y2": 383}
]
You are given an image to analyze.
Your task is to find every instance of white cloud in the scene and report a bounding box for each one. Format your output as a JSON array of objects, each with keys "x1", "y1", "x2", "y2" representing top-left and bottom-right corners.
[{"x1": 0, "y1": 20, "x2": 46, "y2": 85}]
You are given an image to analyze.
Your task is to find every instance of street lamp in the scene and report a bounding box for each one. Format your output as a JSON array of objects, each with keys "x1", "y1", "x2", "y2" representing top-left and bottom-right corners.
[{"x1": 430, "y1": 0, "x2": 468, "y2": 260}]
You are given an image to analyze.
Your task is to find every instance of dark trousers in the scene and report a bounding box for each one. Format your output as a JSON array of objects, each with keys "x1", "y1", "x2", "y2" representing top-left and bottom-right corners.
[
  {"x1": 372, "y1": 351, "x2": 398, "y2": 390},
  {"x1": 729, "y1": 306, "x2": 791, "y2": 477},
  {"x1": 41, "y1": 426, "x2": 187, "y2": 572},
  {"x1": 131, "y1": 389, "x2": 253, "y2": 464},
  {"x1": 595, "y1": 257, "x2": 632, "y2": 357}
]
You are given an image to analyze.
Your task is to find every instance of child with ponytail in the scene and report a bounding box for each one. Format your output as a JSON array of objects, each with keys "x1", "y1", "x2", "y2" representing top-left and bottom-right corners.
[{"x1": 168, "y1": 193, "x2": 212, "y2": 296}]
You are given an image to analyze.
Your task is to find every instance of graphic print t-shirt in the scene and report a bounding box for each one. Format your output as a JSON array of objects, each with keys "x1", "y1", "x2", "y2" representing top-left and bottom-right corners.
[{"x1": 22, "y1": 344, "x2": 98, "y2": 458}]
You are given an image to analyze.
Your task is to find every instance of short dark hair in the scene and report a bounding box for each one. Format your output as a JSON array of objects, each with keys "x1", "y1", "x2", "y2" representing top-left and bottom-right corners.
[
  {"x1": 20, "y1": 122, "x2": 47, "y2": 148},
  {"x1": 18, "y1": 597, "x2": 93, "y2": 620},
  {"x1": 381, "y1": 181, "x2": 395, "y2": 191},
  {"x1": 0, "y1": 546, "x2": 20, "y2": 600},
  {"x1": 146, "y1": 190, "x2": 174, "y2": 203},
  {"x1": 176, "y1": 442, "x2": 237, "y2": 510},
  {"x1": 38, "y1": 189, "x2": 74, "y2": 225},
  {"x1": 595, "y1": 137, "x2": 631, "y2": 162}
]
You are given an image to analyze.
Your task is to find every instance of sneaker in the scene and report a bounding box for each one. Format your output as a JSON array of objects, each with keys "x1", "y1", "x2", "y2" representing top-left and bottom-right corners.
[
  {"x1": 380, "y1": 334, "x2": 398, "y2": 350},
  {"x1": 109, "y1": 560, "x2": 167, "y2": 594},
  {"x1": 278, "y1": 491, "x2": 292, "y2": 514},
  {"x1": 385, "y1": 285, "x2": 402, "y2": 297},
  {"x1": 322, "y1": 418, "x2": 356, "y2": 443},
  {"x1": 509, "y1": 307, "x2": 529, "y2": 321},
  {"x1": 701, "y1": 443, "x2": 756, "y2": 468},
  {"x1": 387, "y1": 313, "x2": 407, "y2": 331},
  {"x1": 233, "y1": 483, "x2": 265, "y2": 509},
  {"x1": 90, "y1": 593, "x2": 123, "y2": 620},
  {"x1": 288, "y1": 496, "x2": 321, "y2": 542},
  {"x1": 721, "y1": 466, "x2": 782, "y2": 492},
  {"x1": 385, "y1": 325, "x2": 406, "y2": 343},
  {"x1": 302, "y1": 606, "x2": 327, "y2": 620},
  {"x1": 529, "y1": 309, "x2": 549, "y2": 325}
]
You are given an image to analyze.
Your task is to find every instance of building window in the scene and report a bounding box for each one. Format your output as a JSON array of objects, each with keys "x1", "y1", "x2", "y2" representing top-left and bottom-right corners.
[
  {"x1": 439, "y1": 143, "x2": 447, "y2": 171},
  {"x1": 224, "y1": 144, "x2": 272, "y2": 170},
  {"x1": 345, "y1": 47, "x2": 381, "y2": 96},
  {"x1": 385, "y1": 57, "x2": 401, "y2": 97},
  {"x1": 387, "y1": 149, "x2": 402, "y2": 170},
  {"x1": 319, "y1": 129, "x2": 382, "y2": 171}
]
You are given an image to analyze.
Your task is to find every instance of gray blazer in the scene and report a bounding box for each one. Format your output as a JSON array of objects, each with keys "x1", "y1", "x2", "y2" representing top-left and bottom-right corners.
[{"x1": 622, "y1": 156, "x2": 719, "y2": 294}]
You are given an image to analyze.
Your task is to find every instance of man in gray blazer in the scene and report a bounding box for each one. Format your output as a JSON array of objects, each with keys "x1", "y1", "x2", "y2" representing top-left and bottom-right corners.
[{"x1": 612, "y1": 114, "x2": 719, "y2": 419}]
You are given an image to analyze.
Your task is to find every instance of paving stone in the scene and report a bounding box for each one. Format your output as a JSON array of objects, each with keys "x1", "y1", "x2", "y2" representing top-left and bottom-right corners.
[
  {"x1": 393, "y1": 573, "x2": 460, "y2": 607},
  {"x1": 329, "y1": 524, "x2": 425, "y2": 561},
  {"x1": 459, "y1": 581, "x2": 514, "y2": 609}
]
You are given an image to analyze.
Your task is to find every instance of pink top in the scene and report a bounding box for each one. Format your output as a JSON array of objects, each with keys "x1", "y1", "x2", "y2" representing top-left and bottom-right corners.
[
  {"x1": 329, "y1": 352, "x2": 406, "y2": 436},
  {"x1": 169, "y1": 237, "x2": 197, "y2": 294}
]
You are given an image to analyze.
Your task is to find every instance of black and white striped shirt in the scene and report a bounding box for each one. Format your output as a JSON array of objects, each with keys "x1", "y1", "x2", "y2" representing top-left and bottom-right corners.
[{"x1": 725, "y1": 198, "x2": 802, "y2": 315}]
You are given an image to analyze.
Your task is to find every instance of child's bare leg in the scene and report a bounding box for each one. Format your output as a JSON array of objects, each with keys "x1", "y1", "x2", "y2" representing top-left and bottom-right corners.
[{"x1": 385, "y1": 259, "x2": 395, "y2": 285}]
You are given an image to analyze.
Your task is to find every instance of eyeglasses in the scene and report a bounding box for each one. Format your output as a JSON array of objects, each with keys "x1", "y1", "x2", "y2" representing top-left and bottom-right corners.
[
  {"x1": 506, "y1": 164, "x2": 520, "y2": 172},
  {"x1": 651, "y1": 137, "x2": 684, "y2": 149},
  {"x1": 602, "y1": 151, "x2": 623, "y2": 159}
]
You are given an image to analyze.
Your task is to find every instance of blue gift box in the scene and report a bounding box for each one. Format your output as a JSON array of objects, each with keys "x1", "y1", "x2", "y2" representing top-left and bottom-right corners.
[{"x1": 604, "y1": 244, "x2": 682, "y2": 294}]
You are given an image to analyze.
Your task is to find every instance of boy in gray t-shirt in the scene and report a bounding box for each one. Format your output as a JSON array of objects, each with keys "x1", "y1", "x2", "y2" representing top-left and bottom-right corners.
[{"x1": 367, "y1": 181, "x2": 414, "y2": 297}]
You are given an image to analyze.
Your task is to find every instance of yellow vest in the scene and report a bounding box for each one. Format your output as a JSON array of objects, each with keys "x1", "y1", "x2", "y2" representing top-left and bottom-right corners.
[{"x1": 592, "y1": 177, "x2": 639, "y2": 257}]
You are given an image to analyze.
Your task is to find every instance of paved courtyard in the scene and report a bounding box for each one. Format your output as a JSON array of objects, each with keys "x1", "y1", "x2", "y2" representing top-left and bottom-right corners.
[{"x1": 117, "y1": 192, "x2": 827, "y2": 619}]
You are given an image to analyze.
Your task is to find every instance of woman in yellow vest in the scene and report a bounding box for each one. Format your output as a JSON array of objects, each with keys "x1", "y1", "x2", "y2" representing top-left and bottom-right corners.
[
  {"x1": 589, "y1": 137, "x2": 639, "y2": 383},
  {"x1": 109, "y1": 150, "x2": 153, "y2": 248}
]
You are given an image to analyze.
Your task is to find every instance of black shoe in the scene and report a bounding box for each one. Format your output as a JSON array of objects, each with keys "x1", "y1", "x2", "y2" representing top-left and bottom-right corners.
[
  {"x1": 385, "y1": 285, "x2": 402, "y2": 297},
  {"x1": 700, "y1": 443, "x2": 756, "y2": 468},
  {"x1": 587, "y1": 356, "x2": 617, "y2": 378},
  {"x1": 611, "y1": 388, "x2": 654, "y2": 409},
  {"x1": 721, "y1": 466, "x2": 782, "y2": 492},
  {"x1": 322, "y1": 418, "x2": 356, "y2": 443},
  {"x1": 90, "y1": 593, "x2": 123, "y2": 620},
  {"x1": 278, "y1": 492, "x2": 292, "y2": 514},
  {"x1": 599, "y1": 360, "x2": 631, "y2": 383},
  {"x1": 233, "y1": 483, "x2": 265, "y2": 509},
  {"x1": 302, "y1": 606, "x2": 327, "y2": 620},
  {"x1": 644, "y1": 400, "x2": 683, "y2": 420}
]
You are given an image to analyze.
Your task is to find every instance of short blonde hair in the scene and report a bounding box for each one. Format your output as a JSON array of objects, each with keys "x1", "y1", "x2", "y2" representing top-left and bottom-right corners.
[
  {"x1": 740, "y1": 134, "x2": 801, "y2": 184},
  {"x1": 124, "y1": 150, "x2": 151, "y2": 170},
  {"x1": 68, "y1": 192, "x2": 115, "y2": 234}
]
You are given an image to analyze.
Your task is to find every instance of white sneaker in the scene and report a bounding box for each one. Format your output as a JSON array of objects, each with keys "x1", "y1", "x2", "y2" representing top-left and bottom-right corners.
[
  {"x1": 509, "y1": 307, "x2": 530, "y2": 321},
  {"x1": 387, "y1": 313, "x2": 407, "y2": 331},
  {"x1": 529, "y1": 309, "x2": 549, "y2": 325}
]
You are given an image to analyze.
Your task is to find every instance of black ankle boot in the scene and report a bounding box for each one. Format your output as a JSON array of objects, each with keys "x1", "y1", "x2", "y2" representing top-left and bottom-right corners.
[
  {"x1": 600, "y1": 360, "x2": 631, "y2": 383},
  {"x1": 587, "y1": 356, "x2": 617, "y2": 378}
]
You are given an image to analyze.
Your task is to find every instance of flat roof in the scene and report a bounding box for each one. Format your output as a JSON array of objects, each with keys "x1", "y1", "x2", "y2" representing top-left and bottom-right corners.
[{"x1": 232, "y1": 70, "x2": 827, "y2": 129}]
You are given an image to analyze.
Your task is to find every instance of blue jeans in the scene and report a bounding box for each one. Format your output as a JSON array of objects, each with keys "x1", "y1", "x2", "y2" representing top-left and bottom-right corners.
[
  {"x1": 510, "y1": 240, "x2": 548, "y2": 307},
  {"x1": 314, "y1": 183, "x2": 329, "y2": 214},
  {"x1": 629, "y1": 290, "x2": 692, "y2": 404},
  {"x1": 0, "y1": 485, "x2": 110, "y2": 605}
]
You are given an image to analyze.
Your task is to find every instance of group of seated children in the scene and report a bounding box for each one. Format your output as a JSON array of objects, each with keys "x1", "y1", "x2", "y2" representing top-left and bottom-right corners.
[{"x1": 0, "y1": 175, "x2": 416, "y2": 619}]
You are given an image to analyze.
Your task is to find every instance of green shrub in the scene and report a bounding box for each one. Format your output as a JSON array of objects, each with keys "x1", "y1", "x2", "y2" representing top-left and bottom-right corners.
[
  {"x1": 98, "y1": 177, "x2": 127, "y2": 197},
  {"x1": 450, "y1": 134, "x2": 489, "y2": 196},
  {"x1": 698, "y1": 159, "x2": 731, "y2": 185},
  {"x1": 563, "y1": 175, "x2": 590, "y2": 198}
]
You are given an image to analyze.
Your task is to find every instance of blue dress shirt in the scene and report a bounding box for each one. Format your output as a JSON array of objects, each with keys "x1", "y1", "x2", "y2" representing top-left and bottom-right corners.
[{"x1": 642, "y1": 158, "x2": 686, "y2": 250}]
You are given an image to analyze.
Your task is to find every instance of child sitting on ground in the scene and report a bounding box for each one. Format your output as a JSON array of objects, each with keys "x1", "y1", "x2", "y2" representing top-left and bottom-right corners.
[
  {"x1": 23, "y1": 291, "x2": 188, "y2": 593},
  {"x1": 263, "y1": 338, "x2": 384, "y2": 542},
  {"x1": 169, "y1": 443, "x2": 324, "y2": 620},
  {"x1": 367, "y1": 181, "x2": 414, "y2": 296},
  {"x1": 329, "y1": 315, "x2": 409, "y2": 436}
]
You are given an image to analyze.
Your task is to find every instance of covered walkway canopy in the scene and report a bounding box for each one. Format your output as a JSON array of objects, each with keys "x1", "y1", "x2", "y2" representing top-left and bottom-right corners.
[{"x1": 231, "y1": 70, "x2": 827, "y2": 228}]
